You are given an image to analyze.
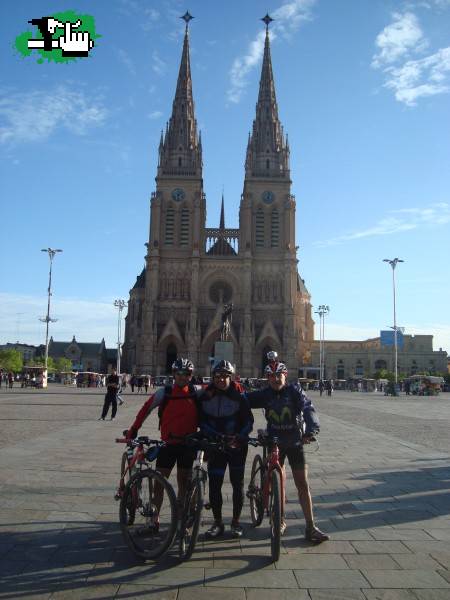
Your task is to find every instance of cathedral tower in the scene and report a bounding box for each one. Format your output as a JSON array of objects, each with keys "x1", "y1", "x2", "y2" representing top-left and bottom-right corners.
[{"x1": 123, "y1": 14, "x2": 313, "y2": 377}]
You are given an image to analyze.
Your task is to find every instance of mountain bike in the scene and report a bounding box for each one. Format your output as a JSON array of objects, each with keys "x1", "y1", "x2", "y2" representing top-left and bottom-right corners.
[
  {"x1": 246, "y1": 434, "x2": 285, "y2": 562},
  {"x1": 177, "y1": 433, "x2": 229, "y2": 561},
  {"x1": 115, "y1": 434, "x2": 177, "y2": 560}
]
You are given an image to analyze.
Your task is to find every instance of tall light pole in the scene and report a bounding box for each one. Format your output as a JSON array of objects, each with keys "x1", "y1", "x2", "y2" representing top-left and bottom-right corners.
[
  {"x1": 40, "y1": 248, "x2": 63, "y2": 371},
  {"x1": 315, "y1": 305, "x2": 330, "y2": 381},
  {"x1": 383, "y1": 258, "x2": 404, "y2": 386},
  {"x1": 114, "y1": 299, "x2": 126, "y2": 375}
]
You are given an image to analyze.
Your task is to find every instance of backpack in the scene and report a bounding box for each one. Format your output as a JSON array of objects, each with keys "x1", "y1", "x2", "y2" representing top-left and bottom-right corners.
[{"x1": 157, "y1": 382, "x2": 198, "y2": 430}]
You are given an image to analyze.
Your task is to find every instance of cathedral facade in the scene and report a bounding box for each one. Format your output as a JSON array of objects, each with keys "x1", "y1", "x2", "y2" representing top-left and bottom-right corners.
[{"x1": 123, "y1": 18, "x2": 314, "y2": 377}]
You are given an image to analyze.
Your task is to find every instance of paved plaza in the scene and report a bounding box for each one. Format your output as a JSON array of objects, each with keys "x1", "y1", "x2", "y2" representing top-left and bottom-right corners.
[{"x1": 1, "y1": 385, "x2": 450, "y2": 599}]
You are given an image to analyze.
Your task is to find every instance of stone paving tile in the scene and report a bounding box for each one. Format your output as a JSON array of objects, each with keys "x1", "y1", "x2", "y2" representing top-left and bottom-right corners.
[
  {"x1": 405, "y1": 541, "x2": 450, "y2": 554},
  {"x1": 368, "y1": 527, "x2": 434, "y2": 541},
  {"x1": 283, "y1": 540, "x2": 356, "y2": 554},
  {"x1": 87, "y1": 565, "x2": 205, "y2": 586},
  {"x1": 212, "y1": 555, "x2": 274, "y2": 569},
  {"x1": 362, "y1": 590, "x2": 421, "y2": 599},
  {"x1": 309, "y1": 590, "x2": 366, "y2": 600},
  {"x1": 178, "y1": 587, "x2": 246, "y2": 600},
  {"x1": 115, "y1": 584, "x2": 179, "y2": 599},
  {"x1": 275, "y1": 553, "x2": 348, "y2": 569},
  {"x1": 327, "y1": 529, "x2": 375, "y2": 540},
  {"x1": 352, "y1": 541, "x2": 412, "y2": 554},
  {"x1": 362, "y1": 569, "x2": 450, "y2": 588},
  {"x1": 344, "y1": 554, "x2": 400, "y2": 570},
  {"x1": 246, "y1": 589, "x2": 310, "y2": 600},
  {"x1": 439, "y1": 570, "x2": 450, "y2": 584},
  {"x1": 204, "y1": 568, "x2": 298, "y2": 588},
  {"x1": 49, "y1": 584, "x2": 120, "y2": 598},
  {"x1": 391, "y1": 553, "x2": 444, "y2": 570},
  {"x1": 412, "y1": 590, "x2": 450, "y2": 599},
  {"x1": 294, "y1": 568, "x2": 369, "y2": 588},
  {"x1": 428, "y1": 530, "x2": 450, "y2": 541},
  {"x1": 432, "y1": 552, "x2": 450, "y2": 569}
]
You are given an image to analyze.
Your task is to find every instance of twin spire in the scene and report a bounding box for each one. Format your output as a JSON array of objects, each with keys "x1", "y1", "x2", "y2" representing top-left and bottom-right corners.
[{"x1": 158, "y1": 13, "x2": 289, "y2": 181}]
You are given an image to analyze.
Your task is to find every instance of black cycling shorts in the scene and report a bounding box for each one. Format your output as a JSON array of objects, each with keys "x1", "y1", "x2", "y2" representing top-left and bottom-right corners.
[
  {"x1": 156, "y1": 444, "x2": 196, "y2": 471},
  {"x1": 278, "y1": 445, "x2": 305, "y2": 470}
]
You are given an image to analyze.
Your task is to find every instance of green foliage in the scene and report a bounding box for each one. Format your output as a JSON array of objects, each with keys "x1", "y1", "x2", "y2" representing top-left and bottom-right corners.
[
  {"x1": 28, "y1": 356, "x2": 56, "y2": 371},
  {"x1": 54, "y1": 357, "x2": 72, "y2": 373},
  {"x1": 0, "y1": 349, "x2": 23, "y2": 372}
]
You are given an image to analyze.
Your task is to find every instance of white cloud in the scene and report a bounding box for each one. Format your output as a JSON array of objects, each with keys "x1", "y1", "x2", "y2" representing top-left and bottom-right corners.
[
  {"x1": 227, "y1": 0, "x2": 315, "y2": 104},
  {"x1": 152, "y1": 50, "x2": 167, "y2": 76},
  {"x1": 372, "y1": 12, "x2": 427, "y2": 68},
  {"x1": 314, "y1": 203, "x2": 450, "y2": 247},
  {"x1": 0, "y1": 293, "x2": 123, "y2": 347},
  {"x1": 372, "y1": 11, "x2": 450, "y2": 105},
  {"x1": 148, "y1": 110, "x2": 163, "y2": 120},
  {"x1": 118, "y1": 0, "x2": 160, "y2": 31},
  {"x1": 0, "y1": 87, "x2": 107, "y2": 145},
  {"x1": 384, "y1": 47, "x2": 450, "y2": 105},
  {"x1": 117, "y1": 48, "x2": 137, "y2": 76}
]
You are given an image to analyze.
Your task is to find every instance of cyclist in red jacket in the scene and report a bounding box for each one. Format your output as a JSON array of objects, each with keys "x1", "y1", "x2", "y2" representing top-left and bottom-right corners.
[{"x1": 126, "y1": 358, "x2": 202, "y2": 507}]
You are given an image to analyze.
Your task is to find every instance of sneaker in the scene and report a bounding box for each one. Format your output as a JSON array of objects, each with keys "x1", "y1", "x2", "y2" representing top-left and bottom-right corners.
[
  {"x1": 230, "y1": 522, "x2": 244, "y2": 538},
  {"x1": 205, "y1": 522, "x2": 224, "y2": 538},
  {"x1": 98, "y1": 417, "x2": 105, "y2": 421},
  {"x1": 280, "y1": 519, "x2": 287, "y2": 536},
  {"x1": 305, "y1": 525, "x2": 329, "y2": 543}
]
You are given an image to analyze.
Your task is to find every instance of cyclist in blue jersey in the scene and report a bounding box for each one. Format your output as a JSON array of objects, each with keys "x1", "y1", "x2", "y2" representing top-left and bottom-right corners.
[{"x1": 246, "y1": 360, "x2": 329, "y2": 543}]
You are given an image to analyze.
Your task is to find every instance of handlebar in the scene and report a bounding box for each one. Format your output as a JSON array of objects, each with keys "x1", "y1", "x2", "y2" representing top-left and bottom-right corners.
[{"x1": 115, "y1": 436, "x2": 166, "y2": 448}]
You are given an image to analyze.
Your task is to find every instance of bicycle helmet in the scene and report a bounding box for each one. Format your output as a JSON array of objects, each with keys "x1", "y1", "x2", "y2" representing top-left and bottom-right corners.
[
  {"x1": 212, "y1": 360, "x2": 235, "y2": 375},
  {"x1": 171, "y1": 357, "x2": 194, "y2": 373},
  {"x1": 264, "y1": 361, "x2": 288, "y2": 376},
  {"x1": 266, "y1": 350, "x2": 279, "y2": 362}
]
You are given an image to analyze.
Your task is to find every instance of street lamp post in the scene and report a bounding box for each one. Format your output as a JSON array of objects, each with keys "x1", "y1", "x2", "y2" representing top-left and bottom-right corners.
[
  {"x1": 314, "y1": 305, "x2": 330, "y2": 382},
  {"x1": 40, "y1": 248, "x2": 63, "y2": 371},
  {"x1": 383, "y1": 258, "x2": 404, "y2": 386},
  {"x1": 114, "y1": 299, "x2": 126, "y2": 375}
]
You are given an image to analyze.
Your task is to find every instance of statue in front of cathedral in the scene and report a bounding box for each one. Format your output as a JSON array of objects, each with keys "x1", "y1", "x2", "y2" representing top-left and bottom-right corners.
[{"x1": 220, "y1": 303, "x2": 233, "y2": 341}]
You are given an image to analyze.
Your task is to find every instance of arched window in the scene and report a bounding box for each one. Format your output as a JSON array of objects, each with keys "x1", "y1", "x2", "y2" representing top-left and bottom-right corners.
[
  {"x1": 266, "y1": 159, "x2": 270, "y2": 169},
  {"x1": 180, "y1": 207, "x2": 190, "y2": 246},
  {"x1": 165, "y1": 207, "x2": 175, "y2": 245},
  {"x1": 271, "y1": 209, "x2": 279, "y2": 247},
  {"x1": 178, "y1": 157, "x2": 182, "y2": 167},
  {"x1": 255, "y1": 207, "x2": 265, "y2": 247}
]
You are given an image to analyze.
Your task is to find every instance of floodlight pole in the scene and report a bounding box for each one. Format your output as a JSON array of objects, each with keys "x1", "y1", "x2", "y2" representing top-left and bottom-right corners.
[
  {"x1": 383, "y1": 258, "x2": 404, "y2": 385},
  {"x1": 40, "y1": 248, "x2": 62, "y2": 370},
  {"x1": 114, "y1": 299, "x2": 126, "y2": 375},
  {"x1": 315, "y1": 305, "x2": 330, "y2": 381}
]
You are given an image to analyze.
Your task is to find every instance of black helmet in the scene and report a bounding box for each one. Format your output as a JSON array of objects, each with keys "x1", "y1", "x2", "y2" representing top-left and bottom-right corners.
[
  {"x1": 212, "y1": 360, "x2": 235, "y2": 375},
  {"x1": 171, "y1": 358, "x2": 194, "y2": 374}
]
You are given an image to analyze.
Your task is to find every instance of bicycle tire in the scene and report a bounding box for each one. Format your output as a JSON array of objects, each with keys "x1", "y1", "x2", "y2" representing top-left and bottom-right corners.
[
  {"x1": 179, "y1": 477, "x2": 204, "y2": 561},
  {"x1": 120, "y1": 451, "x2": 137, "y2": 525},
  {"x1": 120, "y1": 468, "x2": 177, "y2": 561},
  {"x1": 248, "y1": 454, "x2": 264, "y2": 526},
  {"x1": 269, "y1": 469, "x2": 282, "y2": 562}
]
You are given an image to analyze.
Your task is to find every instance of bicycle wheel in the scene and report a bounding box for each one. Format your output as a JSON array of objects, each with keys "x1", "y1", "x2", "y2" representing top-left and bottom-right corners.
[
  {"x1": 269, "y1": 469, "x2": 282, "y2": 562},
  {"x1": 120, "y1": 469, "x2": 177, "y2": 560},
  {"x1": 248, "y1": 454, "x2": 264, "y2": 526},
  {"x1": 120, "y1": 452, "x2": 137, "y2": 525},
  {"x1": 179, "y1": 478, "x2": 204, "y2": 561}
]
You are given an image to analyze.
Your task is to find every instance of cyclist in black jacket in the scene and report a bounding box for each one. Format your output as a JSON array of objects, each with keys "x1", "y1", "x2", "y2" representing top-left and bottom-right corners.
[
  {"x1": 198, "y1": 360, "x2": 253, "y2": 538},
  {"x1": 246, "y1": 360, "x2": 329, "y2": 543}
]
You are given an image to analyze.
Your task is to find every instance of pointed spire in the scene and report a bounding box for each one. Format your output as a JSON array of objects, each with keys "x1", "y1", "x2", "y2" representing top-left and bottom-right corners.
[
  {"x1": 245, "y1": 15, "x2": 289, "y2": 179},
  {"x1": 219, "y1": 192, "x2": 225, "y2": 229},
  {"x1": 158, "y1": 12, "x2": 202, "y2": 178}
]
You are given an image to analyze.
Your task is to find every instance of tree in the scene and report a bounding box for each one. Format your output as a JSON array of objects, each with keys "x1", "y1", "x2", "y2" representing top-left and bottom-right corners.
[
  {"x1": 54, "y1": 357, "x2": 72, "y2": 373},
  {"x1": 0, "y1": 349, "x2": 23, "y2": 372},
  {"x1": 28, "y1": 356, "x2": 56, "y2": 371}
]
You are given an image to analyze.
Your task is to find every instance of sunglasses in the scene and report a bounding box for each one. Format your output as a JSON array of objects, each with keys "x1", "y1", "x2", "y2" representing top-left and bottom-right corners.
[{"x1": 214, "y1": 373, "x2": 231, "y2": 379}]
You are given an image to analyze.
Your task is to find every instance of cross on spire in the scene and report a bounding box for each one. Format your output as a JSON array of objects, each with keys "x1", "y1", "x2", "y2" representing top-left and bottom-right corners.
[
  {"x1": 261, "y1": 13, "x2": 274, "y2": 30},
  {"x1": 181, "y1": 10, "x2": 194, "y2": 30}
]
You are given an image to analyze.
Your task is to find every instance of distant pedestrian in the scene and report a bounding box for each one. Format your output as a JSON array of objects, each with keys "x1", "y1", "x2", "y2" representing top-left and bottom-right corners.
[
  {"x1": 137, "y1": 376, "x2": 143, "y2": 393},
  {"x1": 8, "y1": 372, "x2": 14, "y2": 389},
  {"x1": 121, "y1": 373, "x2": 128, "y2": 390},
  {"x1": 130, "y1": 375, "x2": 136, "y2": 393},
  {"x1": 319, "y1": 380, "x2": 324, "y2": 397},
  {"x1": 326, "y1": 379, "x2": 333, "y2": 396},
  {"x1": 99, "y1": 368, "x2": 120, "y2": 420},
  {"x1": 143, "y1": 375, "x2": 149, "y2": 393}
]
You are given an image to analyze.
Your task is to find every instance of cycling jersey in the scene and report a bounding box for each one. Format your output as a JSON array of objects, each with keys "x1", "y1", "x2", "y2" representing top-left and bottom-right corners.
[
  {"x1": 198, "y1": 381, "x2": 253, "y2": 439},
  {"x1": 128, "y1": 384, "x2": 202, "y2": 443},
  {"x1": 246, "y1": 383, "x2": 319, "y2": 447}
]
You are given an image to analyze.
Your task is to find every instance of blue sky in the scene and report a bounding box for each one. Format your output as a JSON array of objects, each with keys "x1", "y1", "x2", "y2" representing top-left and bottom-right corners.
[{"x1": 1, "y1": 0, "x2": 449, "y2": 353}]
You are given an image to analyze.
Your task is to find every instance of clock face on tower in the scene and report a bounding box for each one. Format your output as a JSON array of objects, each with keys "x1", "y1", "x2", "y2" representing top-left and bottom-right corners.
[
  {"x1": 171, "y1": 188, "x2": 185, "y2": 202},
  {"x1": 262, "y1": 190, "x2": 274, "y2": 204}
]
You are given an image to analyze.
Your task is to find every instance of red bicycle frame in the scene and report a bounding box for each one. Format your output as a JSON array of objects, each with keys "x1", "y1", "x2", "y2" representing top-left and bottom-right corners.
[{"x1": 261, "y1": 441, "x2": 286, "y2": 519}]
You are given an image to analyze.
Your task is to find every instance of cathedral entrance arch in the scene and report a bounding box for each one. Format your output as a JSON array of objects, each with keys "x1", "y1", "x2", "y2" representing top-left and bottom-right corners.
[{"x1": 166, "y1": 343, "x2": 177, "y2": 374}]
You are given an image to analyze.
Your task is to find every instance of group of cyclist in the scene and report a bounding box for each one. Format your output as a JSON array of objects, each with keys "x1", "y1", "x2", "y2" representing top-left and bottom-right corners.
[{"x1": 124, "y1": 351, "x2": 329, "y2": 543}]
